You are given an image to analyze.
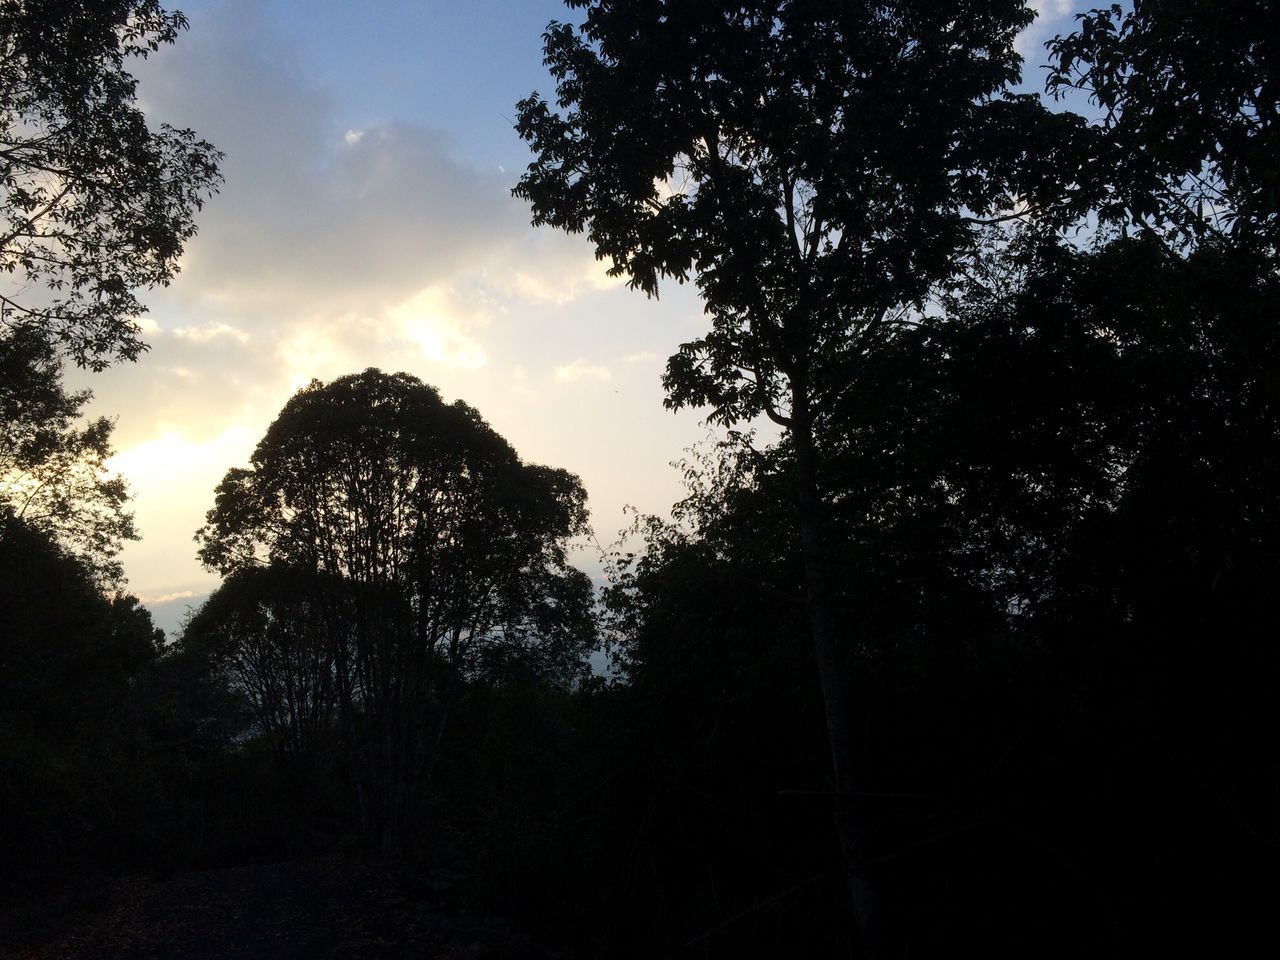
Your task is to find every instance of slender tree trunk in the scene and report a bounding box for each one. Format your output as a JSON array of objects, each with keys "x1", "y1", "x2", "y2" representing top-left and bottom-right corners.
[{"x1": 790, "y1": 382, "x2": 893, "y2": 959}]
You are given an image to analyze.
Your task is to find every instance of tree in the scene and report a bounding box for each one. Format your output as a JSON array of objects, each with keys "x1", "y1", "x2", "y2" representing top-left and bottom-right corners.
[
  {"x1": 824, "y1": 233, "x2": 1280, "y2": 953},
  {"x1": 1, "y1": 0, "x2": 221, "y2": 369},
  {"x1": 196, "y1": 369, "x2": 594, "y2": 848},
  {"x1": 513, "y1": 2, "x2": 1088, "y2": 950},
  {"x1": 0, "y1": 511, "x2": 162, "y2": 881},
  {"x1": 182, "y1": 565, "x2": 345, "y2": 761},
  {"x1": 594, "y1": 231, "x2": 1280, "y2": 954},
  {"x1": 1048, "y1": 0, "x2": 1279, "y2": 250},
  {"x1": 0, "y1": 325, "x2": 135, "y2": 584}
]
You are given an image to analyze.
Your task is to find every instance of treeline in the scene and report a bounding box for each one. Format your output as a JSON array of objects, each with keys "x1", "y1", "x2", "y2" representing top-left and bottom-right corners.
[{"x1": 3, "y1": 1, "x2": 1280, "y2": 958}]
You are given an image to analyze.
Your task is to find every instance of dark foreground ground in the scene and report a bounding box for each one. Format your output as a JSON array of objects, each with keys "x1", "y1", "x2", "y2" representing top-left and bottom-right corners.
[{"x1": 0, "y1": 859, "x2": 553, "y2": 960}]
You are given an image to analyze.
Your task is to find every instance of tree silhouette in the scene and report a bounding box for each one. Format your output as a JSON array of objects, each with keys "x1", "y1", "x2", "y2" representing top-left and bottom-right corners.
[
  {"x1": 0, "y1": 327, "x2": 135, "y2": 584},
  {"x1": 1048, "y1": 0, "x2": 1279, "y2": 249},
  {"x1": 0, "y1": 0, "x2": 221, "y2": 369},
  {"x1": 594, "y1": 231, "x2": 1280, "y2": 954},
  {"x1": 513, "y1": 3, "x2": 1091, "y2": 950},
  {"x1": 196, "y1": 369, "x2": 593, "y2": 849},
  {"x1": 182, "y1": 566, "x2": 346, "y2": 761},
  {"x1": 0, "y1": 512, "x2": 162, "y2": 882}
]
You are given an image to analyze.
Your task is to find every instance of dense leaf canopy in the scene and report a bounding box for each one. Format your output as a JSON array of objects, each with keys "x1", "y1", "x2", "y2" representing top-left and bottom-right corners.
[
  {"x1": 196, "y1": 369, "x2": 591, "y2": 673},
  {"x1": 194, "y1": 370, "x2": 596, "y2": 847},
  {"x1": 1048, "y1": 0, "x2": 1280, "y2": 249}
]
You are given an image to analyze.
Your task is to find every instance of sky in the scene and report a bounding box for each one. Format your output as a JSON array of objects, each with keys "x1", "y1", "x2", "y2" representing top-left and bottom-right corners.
[{"x1": 75, "y1": 0, "x2": 1083, "y2": 634}]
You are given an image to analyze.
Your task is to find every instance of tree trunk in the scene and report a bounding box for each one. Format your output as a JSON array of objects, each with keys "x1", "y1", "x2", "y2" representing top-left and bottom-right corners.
[{"x1": 790, "y1": 382, "x2": 894, "y2": 959}]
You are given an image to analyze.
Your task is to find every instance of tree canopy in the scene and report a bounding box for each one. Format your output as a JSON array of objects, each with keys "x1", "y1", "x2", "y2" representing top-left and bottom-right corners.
[
  {"x1": 515, "y1": 0, "x2": 1093, "y2": 428},
  {"x1": 195, "y1": 369, "x2": 595, "y2": 846},
  {"x1": 1048, "y1": 0, "x2": 1279, "y2": 249},
  {"x1": 0, "y1": 326, "x2": 135, "y2": 584},
  {"x1": 1, "y1": 0, "x2": 221, "y2": 369},
  {"x1": 196, "y1": 370, "x2": 591, "y2": 672}
]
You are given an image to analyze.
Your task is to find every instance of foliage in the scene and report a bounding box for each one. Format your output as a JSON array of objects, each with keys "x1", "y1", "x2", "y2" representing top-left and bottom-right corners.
[
  {"x1": 196, "y1": 369, "x2": 594, "y2": 688},
  {"x1": 195, "y1": 369, "x2": 596, "y2": 847},
  {"x1": 824, "y1": 234, "x2": 1280, "y2": 953},
  {"x1": 181, "y1": 566, "x2": 345, "y2": 759},
  {"x1": 0, "y1": 327, "x2": 135, "y2": 584},
  {"x1": 583, "y1": 234, "x2": 1280, "y2": 955},
  {"x1": 1048, "y1": 0, "x2": 1280, "y2": 249},
  {"x1": 0, "y1": 0, "x2": 222, "y2": 369},
  {"x1": 513, "y1": 9, "x2": 1098, "y2": 949},
  {"x1": 0, "y1": 513, "x2": 161, "y2": 884},
  {"x1": 515, "y1": 0, "x2": 1093, "y2": 428}
]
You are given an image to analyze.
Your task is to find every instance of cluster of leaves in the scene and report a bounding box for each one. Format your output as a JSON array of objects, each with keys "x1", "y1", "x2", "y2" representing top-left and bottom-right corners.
[
  {"x1": 583, "y1": 233, "x2": 1280, "y2": 955},
  {"x1": 195, "y1": 369, "x2": 594, "y2": 691},
  {"x1": 1048, "y1": 0, "x2": 1279, "y2": 249},
  {"x1": 0, "y1": 1, "x2": 224, "y2": 583},
  {"x1": 0, "y1": 327, "x2": 135, "y2": 584},
  {"x1": 516, "y1": 0, "x2": 1098, "y2": 430},
  {"x1": 505, "y1": 2, "x2": 1280, "y2": 955},
  {"x1": 0, "y1": 0, "x2": 222, "y2": 369}
]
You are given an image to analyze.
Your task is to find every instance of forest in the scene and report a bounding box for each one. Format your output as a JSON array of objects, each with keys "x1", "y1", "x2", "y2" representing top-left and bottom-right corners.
[{"x1": 2, "y1": 1, "x2": 1278, "y2": 957}]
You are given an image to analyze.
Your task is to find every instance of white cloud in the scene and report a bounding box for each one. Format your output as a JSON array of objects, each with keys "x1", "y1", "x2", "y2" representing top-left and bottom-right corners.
[
  {"x1": 106, "y1": 424, "x2": 258, "y2": 481},
  {"x1": 505, "y1": 247, "x2": 623, "y2": 304},
  {"x1": 277, "y1": 327, "x2": 360, "y2": 391},
  {"x1": 105, "y1": 423, "x2": 260, "y2": 592},
  {"x1": 555, "y1": 359, "x2": 612, "y2": 383},
  {"x1": 138, "y1": 589, "x2": 200, "y2": 605},
  {"x1": 169, "y1": 321, "x2": 251, "y2": 343},
  {"x1": 1017, "y1": 1, "x2": 1080, "y2": 58}
]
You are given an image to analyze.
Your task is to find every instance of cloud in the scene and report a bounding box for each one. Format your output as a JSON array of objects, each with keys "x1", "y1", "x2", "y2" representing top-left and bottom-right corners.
[
  {"x1": 504, "y1": 248, "x2": 623, "y2": 304},
  {"x1": 127, "y1": 0, "x2": 625, "y2": 389},
  {"x1": 139, "y1": 589, "x2": 200, "y2": 605},
  {"x1": 169, "y1": 322, "x2": 251, "y2": 343},
  {"x1": 388, "y1": 287, "x2": 489, "y2": 369},
  {"x1": 106, "y1": 424, "x2": 258, "y2": 481},
  {"x1": 555, "y1": 359, "x2": 612, "y2": 383},
  {"x1": 135, "y1": 3, "x2": 525, "y2": 320},
  {"x1": 1017, "y1": 1, "x2": 1079, "y2": 58},
  {"x1": 71, "y1": 0, "x2": 718, "y2": 605},
  {"x1": 104, "y1": 423, "x2": 260, "y2": 594}
]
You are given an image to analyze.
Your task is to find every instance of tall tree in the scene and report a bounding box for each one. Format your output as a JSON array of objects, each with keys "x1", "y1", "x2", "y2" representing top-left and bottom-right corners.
[
  {"x1": 513, "y1": 2, "x2": 1088, "y2": 950},
  {"x1": 1, "y1": 0, "x2": 221, "y2": 369},
  {"x1": 196, "y1": 369, "x2": 593, "y2": 848}
]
